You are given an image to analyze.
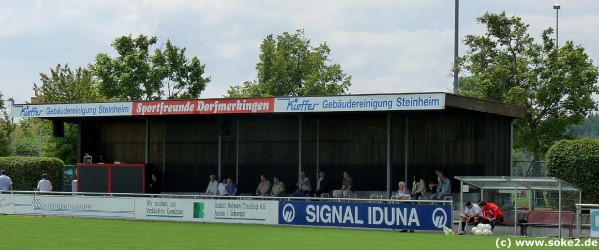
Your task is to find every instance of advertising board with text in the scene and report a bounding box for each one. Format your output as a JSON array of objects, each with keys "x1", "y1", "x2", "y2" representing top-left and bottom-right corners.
[
  {"x1": 0, "y1": 193, "x2": 14, "y2": 214},
  {"x1": 135, "y1": 198, "x2": 278, "y2": 224},
  {"x1": 11, "y1": 102, "x2": 132, "y2": 118},
  {"x1": 278, "y1": 201, "x2": 451, "y2": 231},
  {"x1": 274, "y1": 93, "x2": 445, "y2": 113},
  {"x1": 132, "y1": 98, "x2": 274, "y2": 115},
  {"x1": 12, "y1": 194, "x2": 135, "y2": 218}
]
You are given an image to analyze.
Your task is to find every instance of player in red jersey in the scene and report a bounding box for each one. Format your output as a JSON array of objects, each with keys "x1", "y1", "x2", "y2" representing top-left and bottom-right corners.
[{"x1": 479, "y1": 201, "x2": 504, "y2": 230}]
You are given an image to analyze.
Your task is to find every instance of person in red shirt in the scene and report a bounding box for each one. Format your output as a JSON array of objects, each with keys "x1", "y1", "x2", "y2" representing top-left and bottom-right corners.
[{"x1": 479, "y1": 201, "x2": 504, "y2": 230}]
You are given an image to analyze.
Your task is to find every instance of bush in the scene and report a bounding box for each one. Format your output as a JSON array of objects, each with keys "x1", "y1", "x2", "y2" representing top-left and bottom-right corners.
[
  {"x1": 546, "y1": 139, "x2": 599, "y2": 204},
  {"x1": 0, "y1": 156, "x2": 64, "y2": 191}
]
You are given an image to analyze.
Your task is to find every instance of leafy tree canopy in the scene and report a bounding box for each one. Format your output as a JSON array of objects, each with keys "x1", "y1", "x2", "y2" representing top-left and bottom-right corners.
[
  {"x1": 227, "y1": 29, "x2": 351, "y2": 97},
  {"x1": 29, "y1": 63, "x2": 101, "y2": 164},
  {"x1": 91, "y1": 34, "x2": 210, "y2": 101},
  {"x1": 0, "y1": 92, "x2": 12, "y2": 156},
  {"x1": 33, "y1": 64, "x2": 103, "y2": 103},
  {"x1": 457, "y1": 12, "x2": 599, "y2": 160}
]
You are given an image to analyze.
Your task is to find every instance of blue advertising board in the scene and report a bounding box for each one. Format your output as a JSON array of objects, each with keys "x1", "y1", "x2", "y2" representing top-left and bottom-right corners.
[
  {"x1": 279, "y1": 201, "x2": 451, "y2": 231},
  {"x1": 591, "y1": 209, "x2": 599, "y2": 238}
]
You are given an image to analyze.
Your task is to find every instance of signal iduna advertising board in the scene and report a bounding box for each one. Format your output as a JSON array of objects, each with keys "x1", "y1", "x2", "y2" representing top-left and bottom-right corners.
[{"x1": 278, "y1": 201, "x2": 451, "y2": 231}]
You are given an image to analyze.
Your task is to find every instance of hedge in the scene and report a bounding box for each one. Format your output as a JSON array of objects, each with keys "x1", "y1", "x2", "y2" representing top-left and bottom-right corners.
[
  {"x1": 546, "y1": 139, "x2": 599, "y2": 204},
  {"x1": 0, "y1": 156, "x2": 64, "y2": 191}
]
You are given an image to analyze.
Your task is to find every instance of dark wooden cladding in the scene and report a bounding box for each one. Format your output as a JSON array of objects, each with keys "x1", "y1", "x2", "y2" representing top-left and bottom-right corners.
[
  {"x1": 403, "y1": 112, "x2": 512, "y2": 192},
  {"x1": 317, "y1": 113, "x2": 387, "y2": 191},
  {"x1": 446, "y1": 94, "x2": 526, "y2": 119},
  {"x1": 236, "y1": 115, "x2": 299, "y2": 193},
  {"x1": 79, "y1": 109, "x2": 515, "y2": 193}
]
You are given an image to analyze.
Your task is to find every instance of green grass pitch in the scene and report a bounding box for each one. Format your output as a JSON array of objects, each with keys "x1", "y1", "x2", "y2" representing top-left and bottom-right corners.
[{"x1": 0, "y1": 215, "x2": 594, "y2": 249}]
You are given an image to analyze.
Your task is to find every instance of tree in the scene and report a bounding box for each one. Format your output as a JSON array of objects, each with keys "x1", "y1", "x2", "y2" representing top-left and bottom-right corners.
[
  {"x1": 31, "y1": 64, "x2": 102, "y2": 164},
  {"x1": 227, "y1": 29, "x2": 351, "y2": 97},
  {"x1": 33, "y1": 64, "x2": 103, "y2": 103},
  {"x1": 0, "y1": 92, "x2": 14, "y2": 156},
  {"x1": 456, "y1": 12, "x2": 599, "y2": 160},
  {"x1": 90, "y1": 34, "x2": 211, "y2": 101}
]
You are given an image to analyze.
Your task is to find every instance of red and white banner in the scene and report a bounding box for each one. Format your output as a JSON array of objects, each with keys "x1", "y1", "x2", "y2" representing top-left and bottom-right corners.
[{"x1": 132, "y1": 98, "x2": 274, "y2": 115}]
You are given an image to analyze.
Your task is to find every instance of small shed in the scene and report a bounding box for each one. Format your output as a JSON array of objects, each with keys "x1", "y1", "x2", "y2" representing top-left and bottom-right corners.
[{"x1": 455, "y1": 176, "x2": 581, "y2": 237}]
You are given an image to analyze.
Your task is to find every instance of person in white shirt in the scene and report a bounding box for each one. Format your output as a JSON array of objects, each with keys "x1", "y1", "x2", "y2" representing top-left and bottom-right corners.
[
  {"x1": 394, "y1": 181, "x2": 411, "y2": 200},
  {"x1": 0, "y1": 170, "x2": 13, "y2": 191},
  {"x1": 459, "y1": 201, "x2": 482, "y2": 234},
  {"x1": 217, "y1": 178, "x2": 229, "y2": 195},
  {"x1": 36, "y1": 173, "x2": 52, "y2": 192},
  {"x1": 205, "y1": 175, "x2": 218, "y2": 195}
]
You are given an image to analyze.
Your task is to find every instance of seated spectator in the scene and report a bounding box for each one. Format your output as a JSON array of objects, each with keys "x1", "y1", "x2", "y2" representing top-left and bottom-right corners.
[
  {"x1": 226, "y1": 178, "x2": 238, "y2": 196},
  {"x1": 459, "y1": 201, "x2": 482, "y2": 235},
  {"x1": 217, "y1": 178, "x2": 229, "y2": 195},
  {"x1": 411, "y1": 174, "x2": 426, "y2": 199},
  {"x1": 315, "y1": 170, "x2": 330, "y2": 197},
  {"x1": 428, "y1": 169, "x2": 442, "y2": 191},
  {"x1": 333, "y1": 171, "x2": 353, "y2": 198},
  {"x1": 255, "y1": 174, "x2": 271, "y2": 196},
  {"x1": 394, "y1": 181, "x2": 411, "y2": 200},
  {"x1": 205, "y1": 174, "x2": 218, "y2": 195},
  {"x1": 293, "y1": 171, "x2": 311, "y2": 197},
  {"x1": 271, "y1": 176, "x2": 286, "y2": 197},
  {"x1": 429, "y1": 170, "x2": 450, "y2": 200}
]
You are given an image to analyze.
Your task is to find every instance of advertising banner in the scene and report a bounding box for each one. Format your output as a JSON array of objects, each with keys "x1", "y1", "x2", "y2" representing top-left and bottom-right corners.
[
  {"x1": 0, "y1": 193, "x2": 14, "y2": 214},
  {"x1": 132, "y1": 98, "x2": 274, "y2": 115},
  {"x1": 11, "y1": 102, "x2": 132, "y2": 118},
  {"x1": 592, "y1": 209, "x2": 599, "y2": 238},
  {"x1": 278, "y1": 201, "x2": 451, "y2": 231},
  {"x1": 13, "y1": 194, "x2": 135, "y2": 218},
  {"x1": 135, "y1": 198, "x2": 279, "y2": 224},
  {"x1": 274, "y1": 93, "x2": 445, "y2": 113}
]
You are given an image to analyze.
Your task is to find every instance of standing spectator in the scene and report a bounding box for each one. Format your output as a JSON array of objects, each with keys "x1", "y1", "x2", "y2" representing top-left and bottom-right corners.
[
  {"x1": 271, "y1": 176, "x2": 286, "y2": 197},
  {"x1": 217, "y1": 178, "x2": 229, "y2": 195},
  {"x1": 394, "y1": 181, "x2": 411, "y2": 200},
  {"x1": 333, "y1": 171, "x2": 353, "y2": 198},
  {"x1": 0, "y1": 170, "x2": 13, "y2": 191},
  {"x1": 315, "y1": 170, "x2": 330, "y2": 197},
  {"x1": 36, "y1": 173, "x2": 53, "y2": 192},
  {"x1": 149, "y1": 172, "x2": 161, "y2": 194},
  {"x1": 293, "y1": 171, "x2": 311, "y2": 197},
  {"x1": 226, "y1": 178, "x2": 238, "y2": 196},
  {"x1": 205, "y1": 174, "x2": 218, "y2": 195},
  {"x1": 429, "y1": 170, "x2": 450, "y2": 200},
  {"x1": 411, "y1": 174, "x2": 426, "y2": 199},
  {"x1": 255, "y1": 174, "x2": 271, "y2": 196}
]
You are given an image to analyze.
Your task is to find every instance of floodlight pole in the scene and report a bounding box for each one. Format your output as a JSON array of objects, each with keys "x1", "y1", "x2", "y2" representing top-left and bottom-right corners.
[
  {"x1": 553, "y1": 3, "x2": 560, "y2": 48},
  {"x1": 453, "y1": 0, "x2": 460, "y2": 92}
]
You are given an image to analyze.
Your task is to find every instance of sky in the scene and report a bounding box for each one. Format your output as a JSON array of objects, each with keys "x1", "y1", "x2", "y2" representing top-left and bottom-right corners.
[{"x1": 1, "y1": 0, "x2": 598, "y2": 104}]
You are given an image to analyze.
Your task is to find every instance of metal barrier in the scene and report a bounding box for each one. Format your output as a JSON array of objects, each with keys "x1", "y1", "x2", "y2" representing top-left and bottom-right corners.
[{"x1": 0, "y1": 190, "x2": 452, "y2": 204}]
